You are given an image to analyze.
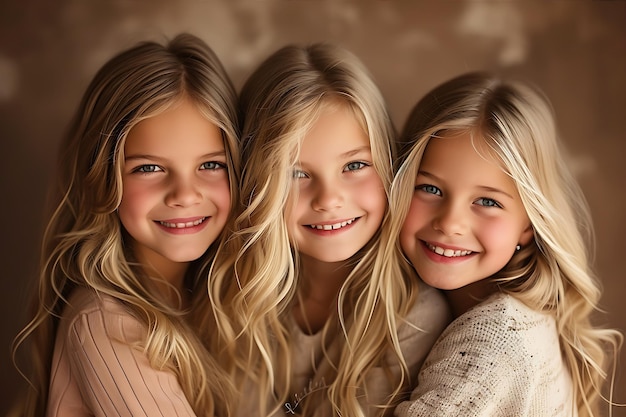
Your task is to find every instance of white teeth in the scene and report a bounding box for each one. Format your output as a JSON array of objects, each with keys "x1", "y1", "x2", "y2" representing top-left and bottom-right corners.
[
  {"x1": 309, "y1": 218, "x2": 356, "y2": 230},
  {"x1": 427, "y1": 243, "x2": 472, "y2": 258},
  {"x1": 159, "y1": 217, "x2": 207, "y2": 228}
]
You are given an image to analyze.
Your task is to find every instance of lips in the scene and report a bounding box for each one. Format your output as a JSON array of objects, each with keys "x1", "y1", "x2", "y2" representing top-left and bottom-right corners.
[
  {"x1": 158, "y1": 217, "x2": 207, "y2": 229},
  {"x1": 307, "y1": 217, "x2": 357, "y2": 231},
  {"x1": 425, "y1": 241, "x2": 473, "y2": 258}
]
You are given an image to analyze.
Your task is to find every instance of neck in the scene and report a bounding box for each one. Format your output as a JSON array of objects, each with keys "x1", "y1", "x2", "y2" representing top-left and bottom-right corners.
[
  {"x1": 445, "y1": 279, "x2": 496, "y2": 319},
  {"x1": 143, "y1": 261, "x2": 190, "y2": 309},
  {"x1": 292, "y1": 254, "x2": 352, "y2": 334}
]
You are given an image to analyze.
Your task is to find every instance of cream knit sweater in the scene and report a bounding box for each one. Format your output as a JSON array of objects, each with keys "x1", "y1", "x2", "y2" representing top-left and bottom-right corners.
[{"x1": 395, "y1": 292, "x2": 576, "y2": 417}]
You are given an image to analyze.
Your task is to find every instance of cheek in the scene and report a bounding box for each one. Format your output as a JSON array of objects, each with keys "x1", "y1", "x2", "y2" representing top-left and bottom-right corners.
[
  {"x1": 118, "y1": 183, "x2": 149, "y2": 217},
  {"x1": 286, "y1": 184, "x2": 310, "y2": 219},
  {"x1": 117, "y1": 196, "x2": 143, "y2": 239},
  {"x1": 401, "y1": 197, "x2": 426, "y2": 235},
  {"x1": 283, "y1": 193, "x2": 301, "y2": 238},
  {"x1": 356, "y1": 175, "x2": 387, "y2": 214},
  {"x1": 399, "y1": 227, "x2": 412, "y2": 256},
  {"x1": 213, "y1": 180, "x2": 232, "y2": 212},
  {"x1": 478, "y1": 217, "x2": 520, "y2": 247}
]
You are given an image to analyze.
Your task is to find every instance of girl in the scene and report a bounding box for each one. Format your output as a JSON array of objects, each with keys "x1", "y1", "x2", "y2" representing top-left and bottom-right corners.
[
  {"x1": 11, "y1": 33, "x2": 240, "y2": 417},
  {"x1": 392, "y1": 72, "x2": 622, "y2": 416},
  {"x1": 208, "y1": 43, "x2": 450, "y2": 417}
]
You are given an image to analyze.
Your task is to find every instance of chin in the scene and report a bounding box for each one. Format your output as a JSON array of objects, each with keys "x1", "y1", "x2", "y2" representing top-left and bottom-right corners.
[
  {"x1": 168, "y1": 251, "x2": 208, "y2": 263},
  {"x1": 307, "y1": 252, "x2": 356, "y2": 264}
]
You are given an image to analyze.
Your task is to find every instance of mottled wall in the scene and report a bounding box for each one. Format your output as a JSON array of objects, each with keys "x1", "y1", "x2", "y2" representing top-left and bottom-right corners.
[{"x1": 1, "y1": 1, "x2": 624, "y2": 415}]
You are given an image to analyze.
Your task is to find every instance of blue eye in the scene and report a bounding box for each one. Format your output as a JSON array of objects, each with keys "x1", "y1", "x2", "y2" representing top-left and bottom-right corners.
[
  {"x1": 344, "y1": 161, "x2": 368, "y2": 172},
  {"x1": 200, "y1": 161, "x2": 226, "y2": 170},
  {"x1": 416, "y1": 184, "x2": 442, "y2": 196},
  {"x1": 475, "y1": 197, "x2": 502, "y2": 208},
  {"x1": 135, "y1": 165, "x2": 162, "y2": 173}
]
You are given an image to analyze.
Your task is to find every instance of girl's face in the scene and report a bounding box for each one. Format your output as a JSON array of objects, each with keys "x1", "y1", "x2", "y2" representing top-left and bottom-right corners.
[
  {"x1": 287, "y1": 102, "x2": 386, "y2": 263},
  {"x1": 118, "y1": 98, "x2": 231, "y2": 277},
  {"x1": 400, "y1": 132, "x2": 533, "y2": 290}
]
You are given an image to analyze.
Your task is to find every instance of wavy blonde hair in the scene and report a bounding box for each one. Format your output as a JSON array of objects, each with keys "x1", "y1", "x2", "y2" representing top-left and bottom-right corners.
[
  {"x1": 11, "y1": 33, "x2": 240, "y2": 417},
  {"x1": 392, "y1": 72, "x2": 622, "y2": 417},
  {"x1": 208, "y1": 43, "x2": 417, "y2": 416}
]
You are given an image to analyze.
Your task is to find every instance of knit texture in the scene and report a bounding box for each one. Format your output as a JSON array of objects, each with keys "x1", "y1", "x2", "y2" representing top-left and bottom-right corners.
[
  {"x1": 48, "y1": 287, "x2": 196, "y2": 417},
  {"x1": 395, "y1": 292, "x2": 576, "y2": 417}
]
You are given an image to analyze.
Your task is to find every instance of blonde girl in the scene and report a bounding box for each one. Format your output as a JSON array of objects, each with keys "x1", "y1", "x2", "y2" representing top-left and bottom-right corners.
[
  {"x1": 208, "y1": 43, "x2": 449, "y2": 417},
  {"x1": 11, "y1": 33, "x2": 240, "y2": 417},
  {"x1": 392, "y1": 72, "x2": 622, "y2": 416}
]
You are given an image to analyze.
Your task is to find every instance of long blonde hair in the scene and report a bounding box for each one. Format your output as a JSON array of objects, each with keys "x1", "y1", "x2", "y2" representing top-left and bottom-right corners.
[
  {"x1": 11, "y1": 33, "x2": 240, "y2": 417},
  {"x1": 209, "y1": 43, "x2": 417, "y2": 416},
  {"x1": 392, "y1": 72, "x2": 622, "y2": 417}
]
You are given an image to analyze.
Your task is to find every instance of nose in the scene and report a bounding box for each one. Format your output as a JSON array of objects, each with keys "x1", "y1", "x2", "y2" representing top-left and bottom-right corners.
[
  {"x1": 165, "y1": 175, "x2": 203, "y2": 208},
  {"x1": 432, "y1": 201, "x2": 467, "y2": 236},
  {"x1": 311, "y1": 180, "x2": 343, "y2": 212}
]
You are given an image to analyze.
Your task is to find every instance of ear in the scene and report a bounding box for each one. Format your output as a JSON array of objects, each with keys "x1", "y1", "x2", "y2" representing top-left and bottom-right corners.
[{"x1": 519, "y1": 223, "x2": 534, "y2": 246}]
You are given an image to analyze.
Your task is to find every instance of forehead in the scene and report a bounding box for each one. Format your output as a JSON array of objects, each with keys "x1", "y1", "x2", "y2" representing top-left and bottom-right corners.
[
  {"x1": 299, "y1": 101, "x2": 370, "y2": 159},
  {"x1": 124, "y1": 98, "x2": 224, "y2": 154},
  {"x1": 421, "y1": 131, "x2": 511, "y2": 184}
]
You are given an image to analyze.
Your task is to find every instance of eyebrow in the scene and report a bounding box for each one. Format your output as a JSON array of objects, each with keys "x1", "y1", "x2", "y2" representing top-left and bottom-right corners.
[
  {"x1": 418, "y1": 170, "x2": 515, "y2": 200},
  {"x1": 340, "y1": 146, "x2": 372, "y2": 158},
  {"x1": 125, "y1": 150, "x2": 227, "y2": 161}
]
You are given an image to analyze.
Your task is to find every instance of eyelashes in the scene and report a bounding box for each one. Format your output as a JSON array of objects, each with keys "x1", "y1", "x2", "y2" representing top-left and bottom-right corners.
[
  {"x1": 200, "y1": 161, "x2": 227, "y2": 171},
  {"x1": 414, "y1": 184, "x2": 503, "y2": 209},
  {"x1": 415, "y1": 184, "x2": 441, "y2": 196},
  {"x1": 293, "y1": 160, "x2": 371, "y2": 179},
  {"x1": 130, "y1": 160, "x2": 227, "y2": 175}
]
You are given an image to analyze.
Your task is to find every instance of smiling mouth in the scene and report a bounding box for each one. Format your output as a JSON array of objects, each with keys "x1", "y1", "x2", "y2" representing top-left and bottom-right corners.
[
  {"x1": 158, "y1": 217, "x2": 208, "y2": 229},
  {"x1": 308, "y1": 217, "x2": 357, "y2": 230},
  {"x1": 425, "y1": 242, "x2": 473, "y2": 258}
]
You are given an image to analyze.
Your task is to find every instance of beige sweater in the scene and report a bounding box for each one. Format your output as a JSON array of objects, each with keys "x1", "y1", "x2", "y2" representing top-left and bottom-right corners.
[
  {"x1": 395, "y1": 292, "x2": 576, "y2": 417},
  {"x1": 236, "y1": 279, "x2": 450, "y2": 417},
  {"x1": 47, "y1": 287, "x2": 197, "y2": 417}
]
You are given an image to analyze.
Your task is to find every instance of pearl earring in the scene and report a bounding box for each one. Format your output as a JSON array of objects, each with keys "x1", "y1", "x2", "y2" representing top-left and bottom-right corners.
[{"x1": 516, "y1": 244, "x2": 521, "y2": 251}]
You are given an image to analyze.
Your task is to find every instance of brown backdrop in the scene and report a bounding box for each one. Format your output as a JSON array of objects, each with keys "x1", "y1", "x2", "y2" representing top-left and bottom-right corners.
[{"x1": 1, "y1": 1, "x2": 624, "y2": 415}]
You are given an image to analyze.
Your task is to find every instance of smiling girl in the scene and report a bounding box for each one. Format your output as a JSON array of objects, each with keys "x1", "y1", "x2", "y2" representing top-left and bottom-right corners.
[
  {"x1": 392, "y1": 72, "x2": 621, "y2": 417},
  {"x1": 11, "y1": 34, "x2": 240, "y2": 417},
  {"x1": 208, "y1": 43, "x2": 449, "y2": 417}
]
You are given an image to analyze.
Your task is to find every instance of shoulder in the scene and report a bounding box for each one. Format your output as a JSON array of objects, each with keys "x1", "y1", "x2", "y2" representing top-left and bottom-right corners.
[
  {"x1": 51, "y1": 289, "x2": 198, "y2": 416},
  {"x1": 393, "y1": 280, "x2": 451, "y2": 371},
  {"x1": 59, "y1": 287, "x2": 145, "y2": 344},
  {"x1": 63, "y1": 287, "x2": 131, "y2": 314},
  {"x1": 451, "y1": 293, "x2": 555, "y2": 341},
  {"x1": 427, "y1": 293, "x2": 559, "y2": 371},
  {"x1": 401, "y1": 294, "x2": 572, "y2": 415},
  {"x1": 399, "y1": 279, "x2": 452, "y2": 339}
]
